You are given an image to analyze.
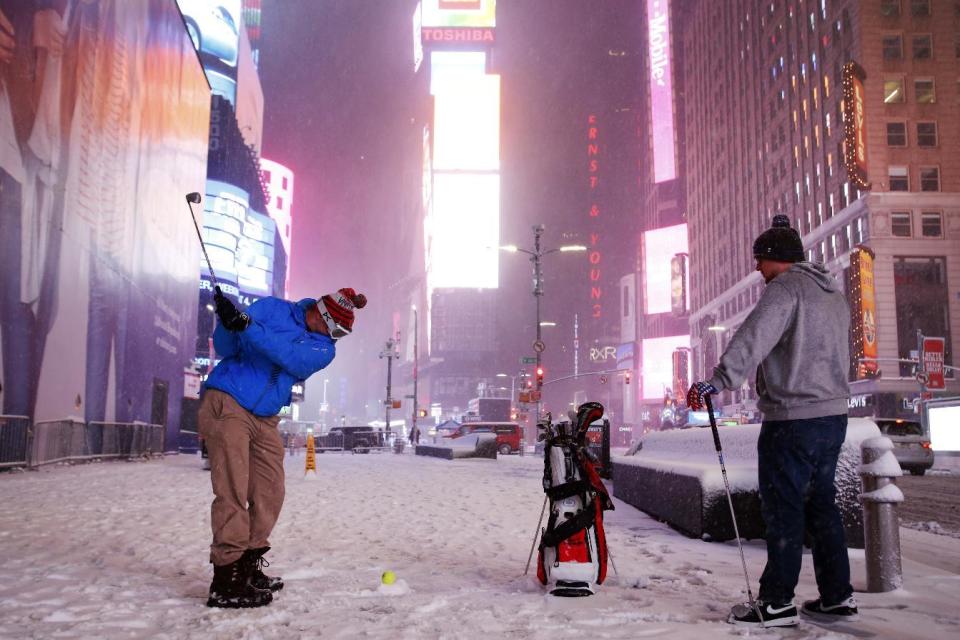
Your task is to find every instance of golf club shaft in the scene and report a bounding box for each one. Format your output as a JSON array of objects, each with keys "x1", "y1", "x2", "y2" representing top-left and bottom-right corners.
[
  {"x1": 524, "y1": 494, "x2": 548, "y2": 575},
  {"x1": 185, "y1": 198, "x2": 220, "y2": 293},
  {"x1": 705, "y1": 395, "x2": 763, "y2": 626}
]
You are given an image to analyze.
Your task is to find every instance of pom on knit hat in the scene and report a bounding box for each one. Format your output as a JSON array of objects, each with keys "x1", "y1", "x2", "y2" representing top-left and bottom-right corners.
[
  {"x1": 752, "y1": 215, "x2": 805, "y2": 263},
  {"x1": 318, "y1": 288, "x2": 367, "y2": 337}
]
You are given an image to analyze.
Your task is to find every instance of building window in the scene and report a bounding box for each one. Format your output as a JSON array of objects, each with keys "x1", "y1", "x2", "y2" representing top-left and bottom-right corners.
[
  {"x1": 920, "y1": 166, "x2": 940, "y2": 191},
  {"x1": 276, "y1": 196, "x2": 283, "y2": 209},
  {"x1": 882, "y1": 34, "x2": 903, "y2": 59},
  {"x1": 956, "y1": 33, "x2": 960, "y2": 58},
  {"x1": 915, "y1": 78, "x2": 936, "y2": 103},
  {"x1": 921, "y1": 211, "x2": 943, "y2": 237},
  {"x1": 912, "y1": 34, "x2": 932, "y2": 59},
  {"x1": 916, "y1": 121, "x2": 937, "y2": 147},
  {"x1": 884, "y1": 78, "x2": 905, "y2": 103},
  {"x1": 893, "y1": 256, "x2": 952, "y2": 376},
  {"x1": 887, "y1": 121, "x2": 907, "y2": 146},
  {"x1": 891, "y1": 211, "x2": 912, "y2": 237},
  {"x1": 910, "y1": 0, "x2": 931, "y2": 16},
  {"x1": 881, "y1": 0, "x2": 901, "y2": 16},
  {"x1": 889, "y1": 166, "x2": 909, "y2": 191},
  {"x1": 282, "y1": 176, "x2": 288, "y2": 189}
]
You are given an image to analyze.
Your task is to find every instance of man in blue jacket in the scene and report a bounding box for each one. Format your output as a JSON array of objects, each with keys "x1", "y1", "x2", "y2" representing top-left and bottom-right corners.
[{"x1": 199, "y1": 287, "x2": 366, "y2": 608}]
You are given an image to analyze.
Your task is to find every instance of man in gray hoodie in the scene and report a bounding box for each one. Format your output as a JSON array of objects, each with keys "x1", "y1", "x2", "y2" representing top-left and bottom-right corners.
[{"x1": 687, "y1": 215, "x2": 855, "y2": 628}]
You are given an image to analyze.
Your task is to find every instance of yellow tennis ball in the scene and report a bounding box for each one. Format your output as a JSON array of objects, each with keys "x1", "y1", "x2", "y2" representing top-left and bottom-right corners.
[{"x1": 381, "y1": 570, "x2": 396, "y2": 585}]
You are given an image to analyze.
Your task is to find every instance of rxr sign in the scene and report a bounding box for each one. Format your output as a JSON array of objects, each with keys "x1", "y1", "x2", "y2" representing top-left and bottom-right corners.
[{"x1": 590, "y1": 346, "x2": 617, "y2": 362}]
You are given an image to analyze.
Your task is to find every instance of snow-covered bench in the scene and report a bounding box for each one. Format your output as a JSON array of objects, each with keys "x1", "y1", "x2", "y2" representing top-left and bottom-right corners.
[
  {"x1": 415, "y1": 434, "x2": 498, "y2": 460},
  {"x1": 611, "y1": 418, "x2": 881, "y2": 548}
]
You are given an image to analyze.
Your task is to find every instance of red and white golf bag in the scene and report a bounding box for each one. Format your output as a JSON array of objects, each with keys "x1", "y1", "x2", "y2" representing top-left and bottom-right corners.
[{"x1": 536, "y1": 402, "x2": 614, "y2": 597}]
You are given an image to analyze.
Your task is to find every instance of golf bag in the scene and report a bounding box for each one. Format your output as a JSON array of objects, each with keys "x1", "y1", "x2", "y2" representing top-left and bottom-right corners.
[{"x1": 536, "y1": 402, "x2": 614, "y2": 596}]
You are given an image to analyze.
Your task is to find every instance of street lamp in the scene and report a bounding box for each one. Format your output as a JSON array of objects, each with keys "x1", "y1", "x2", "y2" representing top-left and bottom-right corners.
[
  {"x1": 501, "y1": 224, "x2": 586, "y2": 421},
  {"x1": 411, "y1": 305, "x2": 419, "y2": 443}
]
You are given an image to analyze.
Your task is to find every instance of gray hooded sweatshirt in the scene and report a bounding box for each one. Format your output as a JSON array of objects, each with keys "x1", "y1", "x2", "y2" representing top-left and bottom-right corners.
[{"x1": 708, "y1": 262, "x2": 850, "y2": 421}]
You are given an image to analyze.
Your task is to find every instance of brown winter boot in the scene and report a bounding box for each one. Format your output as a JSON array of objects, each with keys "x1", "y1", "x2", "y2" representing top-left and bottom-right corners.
[{"x1": 206, "y1": 558, "x2": 273, "y2": 608}]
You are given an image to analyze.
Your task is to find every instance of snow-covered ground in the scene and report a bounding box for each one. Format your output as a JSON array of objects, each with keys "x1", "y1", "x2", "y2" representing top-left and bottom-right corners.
[{"x1": 1, "y1": 450, "x2": 958, "y2": 639}]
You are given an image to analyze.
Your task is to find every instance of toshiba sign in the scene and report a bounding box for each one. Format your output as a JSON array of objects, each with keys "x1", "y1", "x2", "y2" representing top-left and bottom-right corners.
[{"x1": 422, "y1": 27, "x2": 494, "y2": 43}]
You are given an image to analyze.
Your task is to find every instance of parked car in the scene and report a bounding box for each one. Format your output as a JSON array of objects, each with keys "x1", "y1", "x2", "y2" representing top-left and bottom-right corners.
[
  {"x1": 317, "y1": 426, "x2": 385, "y2": 454},
  {"x1": 447, "y1": 422, "x2": 522, "y2": 455},
  {"x1": 875, "y1": 418, "x2": 934, "y2": 476}
]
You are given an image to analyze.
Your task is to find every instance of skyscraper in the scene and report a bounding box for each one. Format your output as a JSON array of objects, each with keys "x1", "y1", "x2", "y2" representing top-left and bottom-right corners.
[{"x1": 682, "y1": 0, "x2": 959, "y2": 418}]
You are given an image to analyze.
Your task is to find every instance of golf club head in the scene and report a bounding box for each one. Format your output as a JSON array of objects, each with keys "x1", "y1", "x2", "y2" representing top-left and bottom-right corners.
[{"x1": 186, "y1": 192, "x2": 202, "y2": 204}]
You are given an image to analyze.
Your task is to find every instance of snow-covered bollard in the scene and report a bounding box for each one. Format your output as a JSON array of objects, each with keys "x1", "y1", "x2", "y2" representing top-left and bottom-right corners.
[{"x1": 860, "y1": 436, "x2": 904, "y2": 592}]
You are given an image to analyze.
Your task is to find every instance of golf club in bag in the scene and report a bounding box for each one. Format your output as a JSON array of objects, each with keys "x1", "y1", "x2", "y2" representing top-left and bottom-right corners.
[
  {"x1": 705, "y1": 395, "x2": 764, "y2": 627},
  {"x1": 535, "y1": 401, "x2": 613, "y2": 597}
]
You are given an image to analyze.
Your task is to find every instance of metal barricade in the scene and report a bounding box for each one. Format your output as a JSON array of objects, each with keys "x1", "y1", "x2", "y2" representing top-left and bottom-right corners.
[
  {"x1": 30, "y1": 419, "x2": 89, "y2": 467},
  {"x1": 0, "y1": 415, "x2": 31, "y2": 469}
]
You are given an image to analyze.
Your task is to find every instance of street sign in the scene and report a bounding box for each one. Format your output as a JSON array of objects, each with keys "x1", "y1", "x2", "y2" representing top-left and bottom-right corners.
[
  {"x1": 518, "y1": 391, "x2": 531, "y2": 404},
  {"x1": 520, "y1": 356, "x2": 537, "y2": 365},
  {"x1": 921, "y1": 336, "x2": 946, "y2": 390},
  {"x1": 533, "y1": 340, "x2": 545, "y2": 353}
]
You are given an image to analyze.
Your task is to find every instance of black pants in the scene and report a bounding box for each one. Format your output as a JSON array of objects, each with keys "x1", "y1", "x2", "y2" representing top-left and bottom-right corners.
[{"x1": 757, "y1": 414, "x2": 853, "y2": 605}]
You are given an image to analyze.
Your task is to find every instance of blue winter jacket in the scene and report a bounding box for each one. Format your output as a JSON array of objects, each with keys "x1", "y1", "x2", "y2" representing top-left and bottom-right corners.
[{"x1": 204, "y1": 297, "x2": 336, "y2": 416}]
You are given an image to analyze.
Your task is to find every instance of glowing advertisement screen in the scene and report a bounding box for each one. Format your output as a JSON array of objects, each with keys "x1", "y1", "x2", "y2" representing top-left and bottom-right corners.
[
  {"x1": 178, "y1": 0, "x2": 243, "y2": 105},
  {"x1": 432, "y1": 75, "x2": 500, "y2": 171},
  {"x1": 422, "y1": 0, "x2": 496, "y2": 27},
  {"x1": 430, "y1": 174, "x2": 500, "y2": 289},
  {"x1": 643, "y1": 224, "x2": 688, "y2": 315},
  {"x1": 0, "y1": 0, "x2": 209, "y2": 442},
  {"x1": 929, "y1": 405, "x2": 960, "y2": 452},
  {"x1": 642, "y1": 335, "x2": 691, "y2": 400},
  {"x1": 647, "y1": 0, "x2": 676, "y2": 183},
  {"x1": 236, "y1": 209, "x2": 276, "y2": 298}
]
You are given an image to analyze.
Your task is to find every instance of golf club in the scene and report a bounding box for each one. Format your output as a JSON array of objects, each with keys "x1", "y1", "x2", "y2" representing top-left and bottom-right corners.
[
  {"x1": 184, "y1": 192, "x2": 222, "y2": 296},
  {"x1": 705, "y1": 394, "x2": 764, "y2": 627}
]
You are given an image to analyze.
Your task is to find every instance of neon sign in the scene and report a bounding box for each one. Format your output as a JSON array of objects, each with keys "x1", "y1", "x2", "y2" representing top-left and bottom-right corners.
[
  {"x1": 647, "y1": 0, "x2": 676, "y2": 183},
  {"x1": 587, "y1": 114, "x2": 602, "y2": 318}
]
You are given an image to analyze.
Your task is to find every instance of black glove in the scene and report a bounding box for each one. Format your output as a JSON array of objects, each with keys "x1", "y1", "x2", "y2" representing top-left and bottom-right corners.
[
  {"x1": 214, "y1": 287, "x2": 250, "y2": 332},
  {"x1": 686, "y1": 381, "x2": 718, "y2": 411}
]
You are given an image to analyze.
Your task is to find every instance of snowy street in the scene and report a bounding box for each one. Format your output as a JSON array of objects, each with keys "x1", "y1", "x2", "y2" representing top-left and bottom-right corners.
[{"x1": 1, "y1": 452, "x2": 959, "y2": 639}]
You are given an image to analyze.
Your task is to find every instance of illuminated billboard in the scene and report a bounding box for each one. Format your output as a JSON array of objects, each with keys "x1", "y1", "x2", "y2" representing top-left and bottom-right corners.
[
  {"x1": 430, "y1": 174, "x2": 500, "y2": 289},
  {"x1": 642, "y1": 224, "x2": 688, "y2": 315},
  {"x1": 841, "y1": 61, "x2": 870, "y2": 190},
  {"x1": 0, "y1": 0, "x2": 209, "y2": 444},
  {"x1": 178, "y1": 0, "x2": 243, "y2": 105},
  {"x1": 426, "y1": 51, "x2": 501, "y2": 291},
  {"x1": 201, "y1": 181, "x2": 275, "y2": 302},
  {"x1": 642, "y1": 335, "x2": 691, "y2": 400},
  {"x1": 848, "y1": 246, "x2": 878, "y2": 379},
  {"x1": 647, "y1": 0, "x2": 676, "y2": 183},
  {"x1": 432, "y1": 74, "x2": 500, "y2": 170},
  {"x1": 422, "y1": 0, "x2": 496, "y2": 27}
]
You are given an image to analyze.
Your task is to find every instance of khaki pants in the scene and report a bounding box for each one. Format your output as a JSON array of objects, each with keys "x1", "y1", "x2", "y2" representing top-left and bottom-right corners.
[{"x1": 198, "y1": 389, "x2": 285, "y2": 566}]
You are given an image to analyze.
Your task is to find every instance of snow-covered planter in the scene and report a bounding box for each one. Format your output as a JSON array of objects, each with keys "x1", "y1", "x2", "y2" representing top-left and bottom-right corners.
[
  {"x1": 611, "y1": 418, "x2": 881, "y2": 548},
  {"x1": 415, "y1": 434, "x2": 497, "y2": 460}
]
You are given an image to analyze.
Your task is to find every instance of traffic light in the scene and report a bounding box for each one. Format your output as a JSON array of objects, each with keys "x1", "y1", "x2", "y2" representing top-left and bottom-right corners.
[
  {"x1": 418, "y1": 408, "x2": 428, "y2": 418},
  {"x1": 536, "y1": 366, "x2": 544, "y2": 388},
  {"x1": 625, "y1": 370, "x2": 631, "y2": 385},
  {"x1": 510, "y1": 408, "x2": 518, "y2": 420}
]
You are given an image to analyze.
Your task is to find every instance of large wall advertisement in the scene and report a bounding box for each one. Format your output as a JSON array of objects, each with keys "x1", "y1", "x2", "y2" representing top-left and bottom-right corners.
[
  {"x1": 200, "y1": 180, "x2": 275, "y2": 306},
  {"x1": 420, "y1": 0, "x2": 496, "y2": 45},
  {"x1": 178, "y1": 0, "x2": 242, "y2": 106},
  {"x1": 641, "y1": 335, "x2": 690, "y2": 400},
  {"x1": 425, "y1": 50, "x2": 500, "y2": 292},
  {"x1": 0, "y1": 1, "x2": 210, "y2": 446},
  {"x1": 647, "y1": 0, "x2": 676, "y2": 183},
  {"x1": 642, "y1": 223, "x2": 688, "y2": 315}
]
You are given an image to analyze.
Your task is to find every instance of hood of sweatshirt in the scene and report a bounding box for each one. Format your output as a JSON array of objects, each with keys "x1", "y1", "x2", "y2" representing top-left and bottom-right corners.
[{"x1": 787, "y1": 261, "x2": 840, "y2": 292}]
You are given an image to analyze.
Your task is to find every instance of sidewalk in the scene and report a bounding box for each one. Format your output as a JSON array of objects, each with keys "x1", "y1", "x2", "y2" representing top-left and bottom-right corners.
[{"x1": 0, "y1": 452, "x2": 957, "y2": 639}]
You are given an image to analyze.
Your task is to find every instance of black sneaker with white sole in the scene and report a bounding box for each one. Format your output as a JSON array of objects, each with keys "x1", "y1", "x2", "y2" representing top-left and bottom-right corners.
[
  {"x1": 727, "y1": 600, "x2": 800, "y2": 627},
  {"x1": 801, "y1": 596, "x2": 859, "y2": 622}
]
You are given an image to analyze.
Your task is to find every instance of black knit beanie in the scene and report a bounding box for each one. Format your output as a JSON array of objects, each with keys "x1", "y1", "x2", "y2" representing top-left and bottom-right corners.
[{"x1": 752, "y1": 214, "x2": 805, "y2": 263}]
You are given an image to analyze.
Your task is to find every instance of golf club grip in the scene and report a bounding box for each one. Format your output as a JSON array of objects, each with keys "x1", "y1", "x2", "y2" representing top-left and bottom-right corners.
[{"x1": 705, "y1": 395, "x2": 722, "y2": 452}]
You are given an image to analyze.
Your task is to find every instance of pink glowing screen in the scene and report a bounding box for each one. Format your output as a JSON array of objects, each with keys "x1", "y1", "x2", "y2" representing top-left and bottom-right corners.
[
  {"x1": 642, "y1": 223, "x2": 688, "y2": 315},
  {"x1": 647, "y1": 0, "x2": 676, "y2": 183}
]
